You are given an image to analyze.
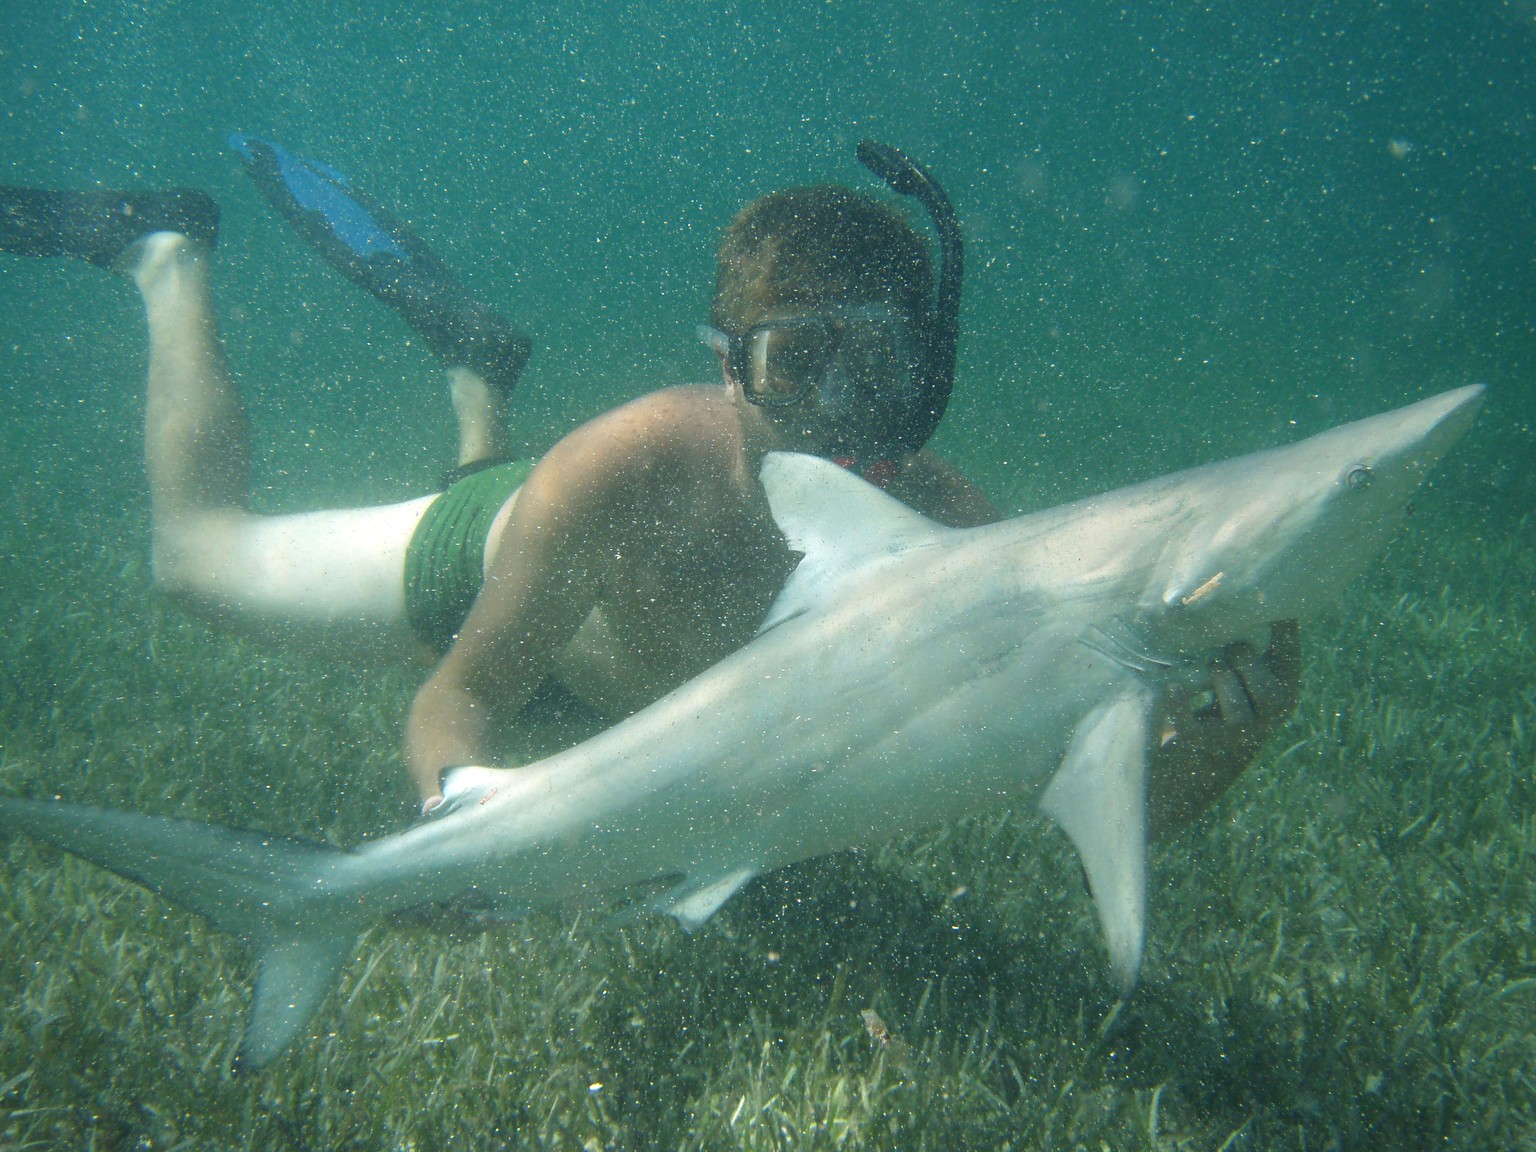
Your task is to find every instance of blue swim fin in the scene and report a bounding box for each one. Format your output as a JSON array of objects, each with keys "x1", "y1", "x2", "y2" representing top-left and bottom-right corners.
[{"x1": 229, "y1": 133, "x2": 529, "y2": 395}]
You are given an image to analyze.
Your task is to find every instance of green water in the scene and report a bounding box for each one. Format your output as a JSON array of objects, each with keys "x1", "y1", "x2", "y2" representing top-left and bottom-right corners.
[{"x1": 1, "y1": 2, "x2": 1532, "y2": 1147}]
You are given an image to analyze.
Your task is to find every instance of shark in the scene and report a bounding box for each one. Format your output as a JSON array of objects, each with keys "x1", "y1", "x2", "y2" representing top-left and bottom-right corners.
[{"x1": 0, "y1": 384, "x2": 1483, "y2": 1070}]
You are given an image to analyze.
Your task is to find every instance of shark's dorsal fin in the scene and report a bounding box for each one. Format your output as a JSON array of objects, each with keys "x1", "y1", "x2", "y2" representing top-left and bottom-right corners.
[
  {"x1": 437, "y1": 765, "x2": 510, "y2": 816},
  {"x1": 1038, "y1": 685, "x2": 1154, "y2": 997},
  {"x1": 758, "y1": 452, "x2": 951, "y2": 632}
]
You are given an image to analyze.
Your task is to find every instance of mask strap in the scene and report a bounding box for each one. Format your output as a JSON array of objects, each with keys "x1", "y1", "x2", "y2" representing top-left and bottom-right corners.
[{"x1": 696, "y1": 323, "x2": 730, "y2": 358}]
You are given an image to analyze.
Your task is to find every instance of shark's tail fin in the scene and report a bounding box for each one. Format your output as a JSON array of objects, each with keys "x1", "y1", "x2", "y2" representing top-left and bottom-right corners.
[{"x1": 0, "y1": 794, "x2": 363, "y2": 1069}]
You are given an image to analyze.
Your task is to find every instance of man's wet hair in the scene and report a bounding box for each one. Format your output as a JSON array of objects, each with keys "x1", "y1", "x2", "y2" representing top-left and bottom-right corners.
[{"x1": 710, "y1": 186, "x2": 933, "y2": 336}]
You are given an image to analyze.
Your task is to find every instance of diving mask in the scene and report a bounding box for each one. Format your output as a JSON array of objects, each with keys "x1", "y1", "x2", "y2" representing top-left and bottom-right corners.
[{"x1": 720, "y1": 305, "x2": 925, "y2": 412}]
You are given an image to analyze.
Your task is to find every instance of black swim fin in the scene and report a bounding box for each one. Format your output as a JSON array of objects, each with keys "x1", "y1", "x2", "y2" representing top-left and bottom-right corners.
[
  {"x1": 229, "y1": 133, "x2": 529, "y2": 395},
  {"x1": 0, "y1": 185, "x2": 218, "y2": 267}
]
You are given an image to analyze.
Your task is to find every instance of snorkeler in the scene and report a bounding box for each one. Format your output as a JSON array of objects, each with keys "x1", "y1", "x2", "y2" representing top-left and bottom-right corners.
[{"x1": 0, "y1": 137, "x2": 1296, "y2": 827}]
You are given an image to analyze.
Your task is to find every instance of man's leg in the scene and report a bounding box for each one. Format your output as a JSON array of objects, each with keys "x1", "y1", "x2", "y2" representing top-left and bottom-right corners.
[
  {"x1": 3, "y1": 185, "x2": 496, "y2": 640},
  {"x1": 448, "y1": 366, "x2": 511, "y2": 468},
  {"x1": 127, "y1": 230, "x2": 433, "y2": 633},
  {"x1": 133, "y1": 232, "x2": 248, "y2": 530}
]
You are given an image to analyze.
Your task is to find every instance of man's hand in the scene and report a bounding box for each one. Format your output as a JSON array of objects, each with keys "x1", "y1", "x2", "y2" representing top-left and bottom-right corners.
[{"x1": 1146, "y1": 620, "x2": 1301, "y2": 842}]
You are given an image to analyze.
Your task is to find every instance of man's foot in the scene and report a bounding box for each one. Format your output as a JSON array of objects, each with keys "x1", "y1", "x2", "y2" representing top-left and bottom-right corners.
[
  {"x1": 228, "y1": 133, "x2": 530, "y2": 396},
  {"x1": 0, "y1": 186, "x2": 218, "y2": 268}
]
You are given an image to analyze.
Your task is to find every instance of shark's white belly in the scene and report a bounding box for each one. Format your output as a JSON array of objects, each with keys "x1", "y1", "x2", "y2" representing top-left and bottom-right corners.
[{"x1": 363, "y1": 542, "x2": 1140, "y2": 915}]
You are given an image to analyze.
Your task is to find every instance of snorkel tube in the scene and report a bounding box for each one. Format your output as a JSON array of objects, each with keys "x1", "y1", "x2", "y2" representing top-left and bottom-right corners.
[{"x1": 855, "y1": 140, "x2": 963, "y2": 453}]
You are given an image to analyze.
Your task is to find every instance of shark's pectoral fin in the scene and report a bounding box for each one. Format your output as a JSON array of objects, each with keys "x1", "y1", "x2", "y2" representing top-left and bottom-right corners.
[
  {"x1": 658, "y1": 867, "x2": 759, "y2": 931},
  {"x1": 1038, "y1": 685, "x2": 1153, "y2": 997}
]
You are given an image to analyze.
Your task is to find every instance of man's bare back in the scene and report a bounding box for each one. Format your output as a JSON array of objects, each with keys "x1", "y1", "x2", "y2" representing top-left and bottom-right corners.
[
  {"x1": 407, "y1": 384, "x2": 997, "y2": 800},
  {"x1": 515, "y1": 386, "x2": 801, "y2": 718}
]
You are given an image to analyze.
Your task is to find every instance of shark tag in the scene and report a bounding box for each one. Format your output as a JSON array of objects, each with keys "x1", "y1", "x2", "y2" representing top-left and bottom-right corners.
[
  {"x1": 437, "y1": 765, "x2": 507, "y2": 816},
  {"x1": 1038, "y1": 684, "x2": 1154, "y2": 996}
]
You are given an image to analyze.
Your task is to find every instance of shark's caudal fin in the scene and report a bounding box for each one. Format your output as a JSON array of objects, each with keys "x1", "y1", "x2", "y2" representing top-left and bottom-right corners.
[
  {"x1": 0, "y1": 795, "x2": 361, "y2": 1069},
  {"x1": 1038, "y1": 686, "x2": 1155, "y2": 997},
  {"x1": 758, "y1": 452, "x2": 952, "y2": 632}
]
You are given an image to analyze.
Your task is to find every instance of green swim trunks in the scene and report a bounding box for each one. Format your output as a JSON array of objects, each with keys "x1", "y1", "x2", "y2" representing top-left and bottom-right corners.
[{"x1": 404, "y1": 459, "x2": 534, "y2": 653}]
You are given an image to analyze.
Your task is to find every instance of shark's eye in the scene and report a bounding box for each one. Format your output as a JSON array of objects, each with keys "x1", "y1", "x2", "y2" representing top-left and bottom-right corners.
[{"x1": 1344, "y1": 464, "x2": 1373, "y2": 489}]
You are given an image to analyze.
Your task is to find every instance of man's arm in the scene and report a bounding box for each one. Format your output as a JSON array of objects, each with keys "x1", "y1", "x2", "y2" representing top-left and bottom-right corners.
[
  {"x1": 1146, "y1": 620, "x2": 1302, "y2": 841},
  {"x1": 404, "y1": 406, "x2": 670, "y2": 807}
]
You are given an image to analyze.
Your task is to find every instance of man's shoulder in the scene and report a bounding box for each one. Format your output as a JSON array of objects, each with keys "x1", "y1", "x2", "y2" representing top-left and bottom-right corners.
[
  {"x1": 533, "y1": 385, "x2": 747, "y2": 502},
  {"x1": 889, "y1": 450, "x2": 1001, "y2": 528},
  {"x1": 569, "y1": 385, "x2": 741, "y2": 459},
  {"x1": 605, "y1": 384, "x2": 735, "y2": 424}
]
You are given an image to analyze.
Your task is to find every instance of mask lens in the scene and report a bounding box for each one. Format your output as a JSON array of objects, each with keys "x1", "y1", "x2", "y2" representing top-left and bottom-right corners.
[
  {"x1": 836, "y1": 314, "x2": 923, "y2": 400},
  {"x1": 737, "y1": 319, "x2": 838, "y2": 405},
  {"x1": 732, "y1": 309, "x2": 925, "y2": 420}
]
